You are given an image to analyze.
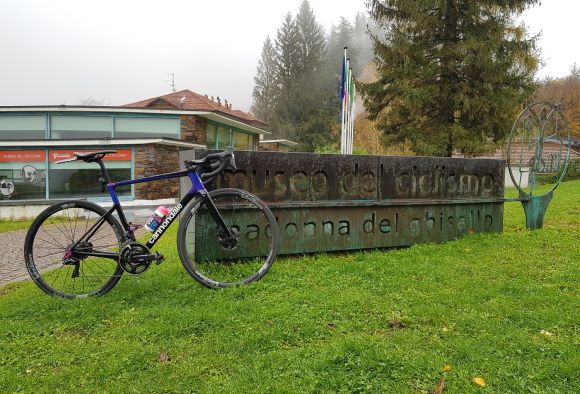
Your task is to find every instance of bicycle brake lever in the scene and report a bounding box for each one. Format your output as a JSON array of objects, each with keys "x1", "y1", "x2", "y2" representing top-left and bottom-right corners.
[{"x1": 229, "y1": 154, "x2": 237, "y2": 170}]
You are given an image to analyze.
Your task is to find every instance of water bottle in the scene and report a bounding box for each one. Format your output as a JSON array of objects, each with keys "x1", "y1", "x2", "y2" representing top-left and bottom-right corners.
[{"x1": 144, "y1": 206, "x2": 170, "y2": 232}]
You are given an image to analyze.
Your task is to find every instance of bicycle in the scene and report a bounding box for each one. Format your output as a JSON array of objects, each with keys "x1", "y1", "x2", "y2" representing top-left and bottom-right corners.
[{"x1": 23, "y1": 148, "x2": 279, "y2": 298}]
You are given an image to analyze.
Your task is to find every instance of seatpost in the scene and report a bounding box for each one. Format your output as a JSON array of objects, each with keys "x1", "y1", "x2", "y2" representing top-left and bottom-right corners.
[
  {"x1": 95, "y1": 159, "x2": 112, "y2": 193},
  {"x1": 96, "y1": 159, "x2": 111, "y2": 182}
]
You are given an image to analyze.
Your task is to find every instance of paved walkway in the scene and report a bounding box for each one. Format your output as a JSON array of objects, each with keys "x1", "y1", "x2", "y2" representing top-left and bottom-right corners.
[
  {"x1": 0, "y1": 205, "x2": 158, "y2": 287},
  {"x1": 0, "y1": 228, "x2": 30, "y2": 286},
  {"x1": 0, "y1": 225, "x2": 149, "y2": 287}
]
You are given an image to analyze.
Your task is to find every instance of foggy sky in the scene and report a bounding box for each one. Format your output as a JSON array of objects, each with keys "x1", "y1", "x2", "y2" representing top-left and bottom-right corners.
[{"x1": 0, "y1": 0, "x2": 578, "y2": 112}]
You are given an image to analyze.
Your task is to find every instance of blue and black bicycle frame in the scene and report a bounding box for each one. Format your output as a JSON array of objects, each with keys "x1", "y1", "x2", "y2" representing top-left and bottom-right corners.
[{"x1": 71, "y1": 158, "x2": 233, "y2": 260}]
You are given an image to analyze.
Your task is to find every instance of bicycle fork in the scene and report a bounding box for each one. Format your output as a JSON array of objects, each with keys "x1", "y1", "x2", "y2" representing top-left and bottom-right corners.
[{"x1": 198, "y1": 190, "x2": 239, "y2": 249}]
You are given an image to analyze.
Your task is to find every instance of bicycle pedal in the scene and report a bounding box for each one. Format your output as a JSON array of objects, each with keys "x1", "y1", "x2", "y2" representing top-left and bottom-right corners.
[{"x1": 154, "y1": 252, "x2": 164, "y2": 265}]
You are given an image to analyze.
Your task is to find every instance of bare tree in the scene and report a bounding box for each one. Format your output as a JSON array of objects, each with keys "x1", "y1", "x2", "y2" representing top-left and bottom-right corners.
[{"x1": 535, "y1": 64, "x2": 580, "y2": 137}]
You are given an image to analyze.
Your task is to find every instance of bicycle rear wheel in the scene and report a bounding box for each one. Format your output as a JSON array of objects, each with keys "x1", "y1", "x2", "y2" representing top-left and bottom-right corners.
[
  {"x1": 177, "y1": 188, "x2": 278, "y2": 288},
  {"x1": 24, "y1": 200, "x2": 125, "y2": 298}
]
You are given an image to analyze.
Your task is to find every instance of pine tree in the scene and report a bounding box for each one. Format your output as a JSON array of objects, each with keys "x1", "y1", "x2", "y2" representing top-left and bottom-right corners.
[
  {"x1": 251, "y1": 37, "x2": 278, "y2": 124},
  {"x1": 293, "y1": 0, "x2": 332, "y2": 149},
  {"x1": 274, "y1": 12, "x2": 302, "y2": 137},
  {"x1": 320, "y1": 17, "x2": 354, "y2": 115},
  {"x1": 295, "y1": 0, "x2": 325, "y2": 113},
  {"x1": 250, "y1": 3, "x2": 377, "y2": 150},
  {"x1": 296, "y1": 0, "x2": 326, "y2": 75},
  {"x1": 362, "y1": 0, "x2": 540, "y2": 157}
]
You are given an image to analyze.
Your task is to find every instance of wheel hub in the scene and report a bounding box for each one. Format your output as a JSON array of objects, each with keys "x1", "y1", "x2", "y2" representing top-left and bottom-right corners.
[
  {"x1": 217, "y1": 226, "x2": 240, "y2": 251},
  {"x1": 64, "y1": 241, "x2": 93, "y2": 261}
]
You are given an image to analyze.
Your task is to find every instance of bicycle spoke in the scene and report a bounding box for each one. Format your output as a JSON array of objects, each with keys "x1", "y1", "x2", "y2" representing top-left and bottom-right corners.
[
  {"x1": 41, "y1": 228, "x2": 67, "y2": 250},
  {"x1": 26, "y1": 202, "x2": 124, "y2": 298},
  {"x1": 180, "y1": 190, "x2": 277, "y2": 288}
]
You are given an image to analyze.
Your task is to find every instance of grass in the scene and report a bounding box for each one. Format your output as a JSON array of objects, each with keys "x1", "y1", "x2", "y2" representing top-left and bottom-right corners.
[
  {"x1": 0, "y1": 181, "x2": 579, "y2": 393},
  {"x1": 0, "y1": 219, "x2": 32, "y2": 233}
]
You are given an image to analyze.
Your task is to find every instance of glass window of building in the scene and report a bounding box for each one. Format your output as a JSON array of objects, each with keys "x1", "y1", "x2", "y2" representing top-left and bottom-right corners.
[
  {"x1": 50, "y1": 116, "x2": 112, "y2": 139},
  {"x1": 234, "y1": 131, "x2": 253, "y2": 150},
  {"x1": 207, "y1": 123, "x2": 217, "y2": 149},
  {"x1": 115, "y1": 117, "x2": 179, "y2": 138},
  {"x1": 48, "y1": 149, "x2": 131, "y2": 199},
  {"x1": 0, "y1": 116, "x2": 45, "y2": 140},
  {"x1": 217, "y1": 126, "x2": 231, "y2": 149},
  {"x1": 0, "y1": 150, "x2": 46, "y2": 200}
]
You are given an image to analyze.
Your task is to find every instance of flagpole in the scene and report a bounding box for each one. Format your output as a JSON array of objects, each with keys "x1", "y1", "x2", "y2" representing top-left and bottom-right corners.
[
  {"x1": 350, "y1": 78, "x2": 356, "y2": 154},
  {"x1": 346, "y1": 86, "x2": 350, "y2": 155},
  {"x1": 343, "y1": 66, "x2": 347, "y2": 155},
  {"x1": 351, "y1": 96, "x2": 356, "y2": 154},
  {"x1": 340, "y1": 48, "x2": 347, "y2": 154},
  {"x1": 347, "y1": 66, "x2": 354, "y2": 154},
  {"x1": 346, "y1": 66, "x2": 352, "y2": 155},
  {"x1": 344, "y1": 58, "x2": 351, "y2": 154}
]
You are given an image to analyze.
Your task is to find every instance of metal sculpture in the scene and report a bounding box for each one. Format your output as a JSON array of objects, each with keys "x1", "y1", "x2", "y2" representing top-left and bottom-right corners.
[{"x1": 507, "y1": 102, "x2": 571, "y2": 229}]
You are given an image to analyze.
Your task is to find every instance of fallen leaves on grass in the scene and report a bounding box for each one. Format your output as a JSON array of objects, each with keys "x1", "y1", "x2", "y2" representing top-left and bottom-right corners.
[
  {"x1": 159, "y1": 351, "x2": 171, "y2": 365},
  {"x1": 472, "y1": 376, "x2": 486, "y2": 387},
  {"x1": 442, "y1": 365, "x2": 452, "y2": 372},
  {"x1": 540, "y1": 329, "x2": 554, "y2": 337},
  {"x1": 430, "y1": 376, "x2": 445, "y2": 394},
  {"x1": 388, "y1": 319, "x2": 407, "y2": 329}
]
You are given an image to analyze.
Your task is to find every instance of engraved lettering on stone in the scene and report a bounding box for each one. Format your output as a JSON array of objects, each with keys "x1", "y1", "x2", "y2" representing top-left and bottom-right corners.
[
  {"x1": 360, "y1": 172, "x2": 376, "y2": 193},
  {"x1": 289, "y1": 171, "x2": 309, "y2": 198},
  {"x1": 273, "y1": 171, "x2": 287, "y2": 197},
  {"x1": 311, "y1": 171, "x2": 329, "y2": 196}
]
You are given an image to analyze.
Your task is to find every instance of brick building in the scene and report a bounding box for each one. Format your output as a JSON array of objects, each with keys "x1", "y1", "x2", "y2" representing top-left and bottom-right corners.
[{"x1": 0, "y1": 89, "x2": 269, "y2": 202}]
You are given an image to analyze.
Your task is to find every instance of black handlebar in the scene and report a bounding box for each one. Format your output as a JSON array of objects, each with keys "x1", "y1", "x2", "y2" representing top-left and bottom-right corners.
[
  {"x1": 201, "y1": 159, "x2": 227, "y2": 180},
  {"x1": 184, "y1": 147, "x2": 237, "y2": 182}
]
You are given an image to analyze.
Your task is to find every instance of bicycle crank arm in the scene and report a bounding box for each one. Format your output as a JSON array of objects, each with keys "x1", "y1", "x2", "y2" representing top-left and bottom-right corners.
[{"x1": 131, "y1": 252, "x2": 164, "y2": 265}]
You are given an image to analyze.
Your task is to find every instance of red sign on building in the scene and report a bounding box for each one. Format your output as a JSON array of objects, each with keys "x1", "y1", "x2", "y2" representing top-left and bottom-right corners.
[
  {"x1": 0, "y1": 150, "x2": 46, "y2": 162},
  {"x1": 48, "y1": 149, "x2": 132, "y2": 162}
]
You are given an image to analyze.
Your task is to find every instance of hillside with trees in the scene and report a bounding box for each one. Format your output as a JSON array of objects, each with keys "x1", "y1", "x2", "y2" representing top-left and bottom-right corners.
[
  {"x1": 251, "y1": 0, "x2": 575, "y2": 156},
  {"x1": 534, "y1": 65, "x2": 580, "y2": 138},
  {"x1": 250, "y1": 0, "x2": 375, "y2": 151}
]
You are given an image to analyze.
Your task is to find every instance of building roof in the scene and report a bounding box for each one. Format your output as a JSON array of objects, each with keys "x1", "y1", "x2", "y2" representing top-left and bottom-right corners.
[
  {"x1": 0, "y1": 138, "x2": 203, "y2": 150},
  {"x1": 0, "y1": 105, "x2": 270, "y2": 136},
  {"x1": 123, "y1": 89, "x2": 268, "y2": 128},
  {"x1": 260, "y1": 139, "x2": 299, "y2": 147}
]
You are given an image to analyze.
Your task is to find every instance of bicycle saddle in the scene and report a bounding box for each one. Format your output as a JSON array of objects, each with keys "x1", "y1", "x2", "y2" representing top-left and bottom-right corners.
[{"x1": 55, "y1": 150, "x2": 117, "y2": 164}]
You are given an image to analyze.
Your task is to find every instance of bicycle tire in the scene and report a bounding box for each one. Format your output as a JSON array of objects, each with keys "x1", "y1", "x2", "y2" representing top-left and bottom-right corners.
[
  {"x1": 24, "y1": 200, "x2": 125, "y2": 298},
  {"x1": 177, "y1": 188, "x2": 278, "y2": 288}
]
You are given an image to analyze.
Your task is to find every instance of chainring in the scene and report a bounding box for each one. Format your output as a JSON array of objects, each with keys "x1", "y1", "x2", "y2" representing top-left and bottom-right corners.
[{"x1": 119, "y1": 242, "x2": 152, "y2": 275}]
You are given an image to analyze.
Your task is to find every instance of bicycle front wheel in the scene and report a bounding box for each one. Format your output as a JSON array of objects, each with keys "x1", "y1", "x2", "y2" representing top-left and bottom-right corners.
[
  {"x1": 24, "y1": 200, "x2": 125, "y2": 298},
  {"x1": 177, "y1": 188, "x2": 278, "y2": 288}
]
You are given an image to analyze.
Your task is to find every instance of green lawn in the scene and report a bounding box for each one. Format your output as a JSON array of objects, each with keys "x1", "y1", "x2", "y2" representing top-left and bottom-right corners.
[
  {"x1": 0, "y1": 219, "x2": 32, "y2": 233},
  {"x1": 1, "y1": 181, "x2": 578, "y2": 393}
]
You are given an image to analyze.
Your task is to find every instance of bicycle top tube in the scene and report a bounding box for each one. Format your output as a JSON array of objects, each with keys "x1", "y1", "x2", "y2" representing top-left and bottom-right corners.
[{"x1": 61, "y1": 148, "x2": 233, "y2": 241}]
